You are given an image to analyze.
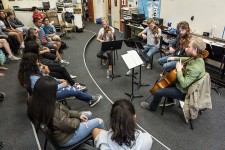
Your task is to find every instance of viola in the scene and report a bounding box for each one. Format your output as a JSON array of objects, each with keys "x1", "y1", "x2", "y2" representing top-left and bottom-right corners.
[{"x1": 149, "y1": 50, "x2": 209, "y2": 95}]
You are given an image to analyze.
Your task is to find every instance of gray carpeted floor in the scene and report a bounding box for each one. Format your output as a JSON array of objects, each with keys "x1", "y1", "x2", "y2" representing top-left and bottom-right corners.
[{"x1": 0, "y1": 21, "x2": 225, "y2": 150}]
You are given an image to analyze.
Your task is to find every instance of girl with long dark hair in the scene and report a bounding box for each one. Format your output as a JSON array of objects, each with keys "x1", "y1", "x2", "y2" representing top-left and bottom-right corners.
[
  {"x1": 18, "y1": 53, "x2": 102, "y2": 107},
  {"x1": 93, "y1": 99, "x2": 152, "y2": 149},
  {"x1": 28, "y1": 76, "x2": 104, "y2": 146}
]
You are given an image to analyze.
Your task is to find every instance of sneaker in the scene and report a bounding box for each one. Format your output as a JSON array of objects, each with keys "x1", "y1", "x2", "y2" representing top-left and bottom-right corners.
[
  {"x1": 146, "y1": 63, "x2": 151, "y2": 69},
  {"x1": 8, "y1": 55, "x2": 20, "y2": 61},
  {"x1": 89, "y1": 94, "x2": 103, "y2": 107},
  {"x1": 0, "y1": 92, "x2": 5, "y2": 101},
  {"x1": 126, "y1": 69, "x2": 132, "y2": 75},
  {"x1": 141, "y1": 102, "x2": 150, "y2": 110},
  {"x1": 20, "y1": 44, "x2": 25, "y2": 49},
  {"x1": 102, "y1": 59, "x2": 107, "y2": 65},
  {"x1": 60, "y1": 60, "x2": 70, "y2": 65},
  {"x1": 70, "y1": 75, "x2": 77, "y2": 79},
  {"x1": 158, "y1": 100, "x2": 176, "y2": 107},
  {"x1": 73, "y1": 83, "x2": 87, "y2": 92},
  {"x1": 0, "y1": 141, "x2": 4, "y2": 149}
]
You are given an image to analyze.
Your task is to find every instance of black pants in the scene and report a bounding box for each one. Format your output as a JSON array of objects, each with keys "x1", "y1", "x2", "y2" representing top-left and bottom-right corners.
[
  {"x1": 0, "y1": 37, "x2": 19, "y2": 54},
  {"x1": 49, "y1": 66, "x2": 75, "y2": 86},
  {"x1": 97, "y1": 50, "x2": 113, "y2": 65}
]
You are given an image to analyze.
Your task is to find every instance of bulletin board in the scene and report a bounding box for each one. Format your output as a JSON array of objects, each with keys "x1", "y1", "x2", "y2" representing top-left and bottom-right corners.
[{"x1": 138, "y1": 0, "x2": 161, "y2": 19}]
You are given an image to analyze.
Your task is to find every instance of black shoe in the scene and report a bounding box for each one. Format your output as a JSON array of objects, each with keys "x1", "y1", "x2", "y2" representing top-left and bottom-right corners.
[
  {"x1": 0, "y1": 141, "x2": 4, "y2": 149},
  {"x1": 0, "y1": 92, "x2": 5, "y2": 101},
  {"x1": 89, "y1": 94, "x2": 102, "y2": 107}
]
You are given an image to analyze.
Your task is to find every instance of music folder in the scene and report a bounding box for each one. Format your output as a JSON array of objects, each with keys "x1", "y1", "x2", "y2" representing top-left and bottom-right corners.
[{"x1": 122, "y1": 50, "x2": 144, "y2": 69}]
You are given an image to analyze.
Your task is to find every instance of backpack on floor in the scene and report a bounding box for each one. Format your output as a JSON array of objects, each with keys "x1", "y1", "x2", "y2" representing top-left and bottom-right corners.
[{"x1": 0, "y1": 49, "x2": 6, "y2": 66}]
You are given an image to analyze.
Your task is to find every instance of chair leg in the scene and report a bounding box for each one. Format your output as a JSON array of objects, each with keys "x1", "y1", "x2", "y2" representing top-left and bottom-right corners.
[
  {"x1": 116, "y1": 49, "x2": 118, "y2": 59},
  {"x1": 161, "y1": 98, "x2": 167, "y2": 116},
  {"x1": 189, "y1": 119, "x2": 194, "y2": 130},
  {"x1": 44, "y1": 138, "x2": 48, "y2": 150}
]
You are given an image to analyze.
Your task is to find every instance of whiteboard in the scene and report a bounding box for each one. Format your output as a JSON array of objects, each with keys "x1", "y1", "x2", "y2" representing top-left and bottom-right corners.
[{"x1": 160, "y1": 0, "x2": 225, "y2": 39}]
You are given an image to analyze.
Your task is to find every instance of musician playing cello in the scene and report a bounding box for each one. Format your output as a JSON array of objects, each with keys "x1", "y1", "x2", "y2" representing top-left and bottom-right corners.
[
  {"x1": 158, "y1": 21, "x2": 191, "y2": 72},
  {"x1": 141, "y1": 37, "x2": 206, "y2": 111},
  {"x1": 96, "y1": 18, "x2": 114, "y2": 73},
  {"x1": 138, "y1": 18, "x2": 161, "y2": 69}
]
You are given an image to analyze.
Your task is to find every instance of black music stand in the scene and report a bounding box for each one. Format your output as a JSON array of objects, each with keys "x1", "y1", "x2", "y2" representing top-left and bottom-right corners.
[
  {"x1": 134, "y1": 42, "x2": 151, "y2": 90},
  {"x1": 122, "y1": 50, "x2": 143, "y2": 101},
  {"x1": 101, "y1": 40, "x2": 123, "y2": 80}
]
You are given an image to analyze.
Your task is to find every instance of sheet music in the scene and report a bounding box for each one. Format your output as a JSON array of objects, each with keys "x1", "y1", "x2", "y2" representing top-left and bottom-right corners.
[{"x1": 122, "y1": 50, "x2": 144, "y2": 69}]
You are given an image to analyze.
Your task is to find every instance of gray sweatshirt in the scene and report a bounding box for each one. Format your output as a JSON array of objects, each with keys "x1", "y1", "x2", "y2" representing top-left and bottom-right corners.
[{"x1": 95, "y1": 129, "x2": 153, "y2": 150}]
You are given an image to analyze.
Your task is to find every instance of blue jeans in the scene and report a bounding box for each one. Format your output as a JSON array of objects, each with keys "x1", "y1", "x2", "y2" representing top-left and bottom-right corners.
[
  {"x1": 158, "y1": 55, "x2": 177, "y2": 71},
  {"x1": 56, "y1": 86, "x2": 92, "y2": 103},
  {"x1": 149, "y1": 86, "x2": 186, "y2": 110},
  {"x1": 143, "y1": 44, "x2": 158, "y2": 63},
  {"x1": 61, "y1": 112, "x2": 104, "y2": 147}
]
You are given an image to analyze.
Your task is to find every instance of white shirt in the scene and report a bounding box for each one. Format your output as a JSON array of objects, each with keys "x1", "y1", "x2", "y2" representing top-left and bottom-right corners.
[{"x1": 98, "y1": 26, "x2": 115, "y2": 42}]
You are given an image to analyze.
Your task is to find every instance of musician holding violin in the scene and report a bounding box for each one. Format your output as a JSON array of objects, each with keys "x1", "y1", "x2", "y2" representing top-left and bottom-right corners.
[
  {"x1": 138, "y1": 18, "x2": 161, "y2": 69},
  {"x1": 141, "y1": 37, "x2": 207, "y2": 111},
  {"x1": 158, "y1": 21, "x2": 191, "y2": 72},
  {"x1": 96, "y1": 18, "x2": 114, "y2": 72}
]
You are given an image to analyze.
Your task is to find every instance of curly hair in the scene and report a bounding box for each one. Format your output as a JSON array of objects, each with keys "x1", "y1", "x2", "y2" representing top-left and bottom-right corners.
[
  {"x1": 18, "y1": 53, "x2": 42, "y2": 94},
  {"x1": 177, "y1": 21, "x2": 190, "y2": 32},
  {"x1": 110, "y1": 99, "x2": 136, "y2": 146}
]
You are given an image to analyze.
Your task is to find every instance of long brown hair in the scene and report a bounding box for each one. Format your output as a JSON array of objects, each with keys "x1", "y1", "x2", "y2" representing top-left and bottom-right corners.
[
  {"x1": 27, "y1": 76, "x2": 57, "y2": 130},
  {"x1": 110, "y1": 99, "x2": 136, "y2": 146}
]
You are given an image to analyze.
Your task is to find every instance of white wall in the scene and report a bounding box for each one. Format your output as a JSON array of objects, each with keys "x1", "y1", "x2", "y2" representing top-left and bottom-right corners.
[
  {"x1": 160, "y1": 0, "x2": 225, "y2": 38},
  {"x1": 94, "y1": 0, "x2": 107, "y2": 21},
  {"x1": 2, "y1": 0, "x2": 56, "y2": 9}
]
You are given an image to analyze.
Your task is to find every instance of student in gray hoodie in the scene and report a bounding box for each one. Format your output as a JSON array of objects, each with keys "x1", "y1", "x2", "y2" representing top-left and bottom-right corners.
[{"x1": 93, "y1": 99, "x2": 153, "y2": 150}]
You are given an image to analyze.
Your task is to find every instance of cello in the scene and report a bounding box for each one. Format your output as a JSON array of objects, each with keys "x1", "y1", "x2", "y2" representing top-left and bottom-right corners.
[{"x1": 150, "y1": 50, "x2": 209, "y2": 95}]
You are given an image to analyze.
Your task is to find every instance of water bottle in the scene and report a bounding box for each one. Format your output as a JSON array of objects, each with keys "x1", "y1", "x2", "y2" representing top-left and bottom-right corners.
[{"x1": 106, "y1": 70, "x2": 110, "y2": 78}]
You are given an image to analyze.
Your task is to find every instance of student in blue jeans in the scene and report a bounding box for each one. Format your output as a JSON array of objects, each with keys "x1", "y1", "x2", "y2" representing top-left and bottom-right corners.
[
  {"x1": 27, "y1": 76, "x2": 104, "y2": 147},
  {"x1": 158, "y1": 21, "x2": 191, "y2": 72},
  {"x1": 18, "y1": 53, "x2": 102, "y2": 107}
]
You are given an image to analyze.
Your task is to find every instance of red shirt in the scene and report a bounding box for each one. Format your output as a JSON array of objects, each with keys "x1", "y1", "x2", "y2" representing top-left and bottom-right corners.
[{"x1": 32, "y1": 13, "x2": 44, "y2": 20}]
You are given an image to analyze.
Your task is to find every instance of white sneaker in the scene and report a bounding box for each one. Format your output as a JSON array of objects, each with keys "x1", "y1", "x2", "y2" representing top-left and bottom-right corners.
[
  {"x1": 146, "y1": 63, "x2": 151, "y2": 69},
  {"x1": 60, "y1": 59, "x2": 70, "y2": 65},
  {"x1": 126, "y1": 70, "x2": 132, "y2": 75},
  {"x1": 20, "y1": 43, "x2": 25, "y2": 49},
  {"x1": 70, "y1": 75, "x2": 77, "y2": 79},
  {"x1": 8, "y1": 55, "x2": 20, "y2": 61},
  {"x1": 141, "y1": 63, "x2": 146, "y2": 67}
]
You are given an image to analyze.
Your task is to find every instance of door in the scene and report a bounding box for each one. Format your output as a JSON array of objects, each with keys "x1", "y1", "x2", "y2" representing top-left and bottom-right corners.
[
  {"x1": 87, "y1": 0, "x2": 94, "y2": 23},
  {"x1": 111, "y1": 0, "x2": 120, "y2": 29}
]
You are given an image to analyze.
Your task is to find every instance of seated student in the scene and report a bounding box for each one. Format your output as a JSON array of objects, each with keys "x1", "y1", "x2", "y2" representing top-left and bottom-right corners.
[
  {"x1": 141, "y1": 37, "x2": 206, "y2": 110},
  {"x1": 23, "y1": 41, "x2": 84, "y2": 90},
  {"x1": 0, "y1": 39, "x2": 20, "y2": 60},
  {"x1": 33, "y1": 18, "x2": 61, "y2": 53},
  {"x1": 0, "y1": 10, "x2": 24, "y2": 48},
  {"x1": 7, "y1": 12, "x2": 29, "y2": 35},
  {"x1": 42, "y1": 17, "x2": 62, "y2": 42},
  {"x1": 32, "y1": 6, "x2": 44, "y2": 20},
  {"x1": 138, "y1": 18, "x2": 161, "y2": 69},
  {"x1": 27, "y1": 76, "x2": 104, "y2": 147},
  {"x1": 93, "y1": 99, "x2": 153, "y2": 150},
  {"x1": 18, "y1": 53, "x2": 102, "y2": 107},
  {"x1": 26, "y1": 28, "x2": 69, "y2": 65},
  {"x1": 96, "y1": 19, "x2": 114, "y2": 73},
  {"x1": 0, "y1": 28, "x2": 20, "y2": 55},
  {"x1": 158, "y1": 21, "x2": 191, "y2": 72}
]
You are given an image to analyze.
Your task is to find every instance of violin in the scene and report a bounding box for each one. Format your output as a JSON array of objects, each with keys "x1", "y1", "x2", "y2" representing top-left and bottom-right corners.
[
  {"x1": 152, "y1": 26, "x2": 159, "y2": 44},
  {"x1": 149, "y1": 50, "x2": 209, "y2": 95},
  {"x1": 103, "y1": 26, "x2": 114, "y2": 40}
]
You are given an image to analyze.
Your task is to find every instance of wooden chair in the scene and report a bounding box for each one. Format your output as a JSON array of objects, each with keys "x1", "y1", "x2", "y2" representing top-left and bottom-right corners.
[{"x1": 46, "y1": 10, "x2": 61, "y2": 31}]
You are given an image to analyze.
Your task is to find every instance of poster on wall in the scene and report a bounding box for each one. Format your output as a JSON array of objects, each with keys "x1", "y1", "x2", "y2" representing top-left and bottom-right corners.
[{"x1": 138, "y1": 0, "x2": 161, "y2": 19}]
